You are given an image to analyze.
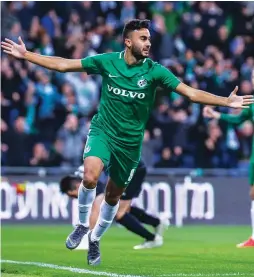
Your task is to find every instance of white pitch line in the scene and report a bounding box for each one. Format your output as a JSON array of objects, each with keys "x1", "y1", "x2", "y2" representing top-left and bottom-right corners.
[
  {"x1": 160, "y1": 273, "x2": 254, "y2": 277},
  {"x1": 1, "y1": 260, "x2": 253, "y2": 277},
  {"x1": 0, "y1": 260, "x2": 146, "y2": 277}
]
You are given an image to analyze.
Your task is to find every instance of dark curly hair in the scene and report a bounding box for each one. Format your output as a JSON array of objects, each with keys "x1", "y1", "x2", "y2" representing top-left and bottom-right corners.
[
  {"x1": 59, "y1": 175, "x2": 80, "y2": 194},
  {"x1": 122, "y1": 19, "x2": 150, "y2": 39}
]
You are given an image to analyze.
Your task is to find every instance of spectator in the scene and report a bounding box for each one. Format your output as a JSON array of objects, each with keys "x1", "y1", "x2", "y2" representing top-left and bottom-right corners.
[
  {"x1": 41, "y1": 9, "x2": 62, "y2": 38},
  {"x1": 29, "y1": 141, "x2": 63, "y2": 167},
  {"x1": 57, "y1": 114, "x2": 87, "y2": 167},
  {"x1": 120, "y1": 1, "x2": 136, "y2": 25},
  {"x1": 155, "y1": 147, "x2": 180, "y2": 168},
  {"x1": 198, "y1": 120, "x2": 225, "y2": 168},
  {"x1": 64, "y1": 72, "x2": 99, "y2": 116},
  {"x1": 142, "y1": 129, "x2": 162, "y2": 168},
  {"x1": 238, "y1": 121, "x2": 253, "y2": 160},
  {"x1": 35, "y1": 71, "x2": 61, "y2": 142},
  {"x1": 5, "y1": 117, "x2": 33, "y2": 166},
  {"x1": 1, "y1": 1, "x2": 253, "y2": 169}
]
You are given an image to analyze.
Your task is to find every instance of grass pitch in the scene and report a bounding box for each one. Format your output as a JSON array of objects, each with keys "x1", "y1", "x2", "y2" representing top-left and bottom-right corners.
[{"x1": 1, "y1": 225, "x2": 254, "y2": 277}]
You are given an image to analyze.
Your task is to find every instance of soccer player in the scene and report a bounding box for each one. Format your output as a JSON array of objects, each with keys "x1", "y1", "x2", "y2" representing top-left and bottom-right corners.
[
  {"x1": 60, "y1": 160, "x2": 169, "y2": 250},
  {"x1": 203, "y1": 70, "x2": 254, "y2": 247},
  {"x1": 2, "y1": 19, "x2": 253, "y2": 265}
]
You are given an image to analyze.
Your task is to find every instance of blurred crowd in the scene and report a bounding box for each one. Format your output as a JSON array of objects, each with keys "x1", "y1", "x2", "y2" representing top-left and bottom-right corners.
[{"x1": 1, "y1": 1, "x2": 254, "y2": 169}]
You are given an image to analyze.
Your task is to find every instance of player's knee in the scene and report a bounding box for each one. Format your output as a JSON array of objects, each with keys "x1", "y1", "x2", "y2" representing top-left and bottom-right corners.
[
  {"x1": 82, "y1": 173, "x2": 98, "y2": 189},
  {"x1": 105, "y1": 193, "x2": 121, "y2": 206},
  {"x1": 105, "y1": 179, "x2": 125, "y2": 205}
]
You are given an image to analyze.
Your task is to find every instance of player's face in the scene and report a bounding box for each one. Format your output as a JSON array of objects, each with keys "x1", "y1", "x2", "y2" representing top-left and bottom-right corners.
[
  {"x1": 66, "y1": 180, "x2": 80, "y2": 198},
  {"x1": 126, "y1": 28, "x2": 151, "y2": 59},
  {"x1": 67, "y1": 188, "x2": 78, "y2": 199}
]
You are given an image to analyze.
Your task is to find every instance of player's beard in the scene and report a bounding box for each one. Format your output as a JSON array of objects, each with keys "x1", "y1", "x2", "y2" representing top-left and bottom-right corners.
[{"x1": 131, "y1": 45, "x2": 147, "y2": 60}]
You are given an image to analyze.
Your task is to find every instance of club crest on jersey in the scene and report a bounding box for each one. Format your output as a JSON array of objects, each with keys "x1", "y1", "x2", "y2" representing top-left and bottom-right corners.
[
  {"x1": 84, "y1": 145, "x2": 91, "y2": 154},
  {"x1": 137, "y1": 77, "x2": 147, "y2": 88}
]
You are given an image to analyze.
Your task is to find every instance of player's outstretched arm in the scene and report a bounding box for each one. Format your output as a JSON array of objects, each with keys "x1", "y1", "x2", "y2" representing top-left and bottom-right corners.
[
  {"x1": 1, "y1": 37, "x2": 82, "y2": 73},
  {"x1": 203, "y1": 106, "x2": 250, "y2": 124},
  {"x1": 175, "y1": 83, "x2": 254, "y2": 109}
]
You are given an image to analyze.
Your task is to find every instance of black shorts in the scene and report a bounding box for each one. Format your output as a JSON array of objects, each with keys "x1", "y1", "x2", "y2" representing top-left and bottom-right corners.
[
  {"x1": 96, "y1": 180, "x2": 106, "y2": 196},
  {"x1": 121, "y1": 159, "x2": 146, "y2": 200},
  {"x1": 95, "y1": 160, "x2": 146, "y2": 200}
]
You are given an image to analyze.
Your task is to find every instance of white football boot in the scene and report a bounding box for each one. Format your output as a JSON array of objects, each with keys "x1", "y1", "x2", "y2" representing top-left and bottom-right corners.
[{"x1": 133, "y1": 235, "x2": 163, "y2": 250}]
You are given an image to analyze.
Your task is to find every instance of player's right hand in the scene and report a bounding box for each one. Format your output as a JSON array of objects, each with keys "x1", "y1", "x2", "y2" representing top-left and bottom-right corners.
[
  {"x1": 1, "y1": 36, "x2": 27, "y2": 59},
  {"x1": 203, "y1": 106, "x2": 221, "y2": 119}
]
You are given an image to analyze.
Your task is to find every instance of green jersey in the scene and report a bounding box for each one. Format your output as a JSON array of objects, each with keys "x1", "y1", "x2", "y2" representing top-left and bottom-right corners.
[
  {"x1": 81, "y1": 51, "x2": 180, "y2": 147},
  {"x1": 220, "y1": 104, "x2": 254, "y2": 161}
]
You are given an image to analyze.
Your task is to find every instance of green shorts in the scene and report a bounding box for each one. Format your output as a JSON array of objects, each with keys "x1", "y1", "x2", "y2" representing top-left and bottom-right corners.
[
  {"x1": 249, "y1": 162, "x2": 254, "y2": 186},
  {"x1": 83, "y1": 125, "x2": 140, "y2": 188}
]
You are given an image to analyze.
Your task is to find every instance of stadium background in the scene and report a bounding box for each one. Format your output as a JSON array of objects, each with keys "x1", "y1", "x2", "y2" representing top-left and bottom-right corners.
[
  {"x1": 1, "y1": 1, "x2": 254, "y2": 169},
  {"x1": 1, "y1": 1, "x2": 254, "y2": 276}
]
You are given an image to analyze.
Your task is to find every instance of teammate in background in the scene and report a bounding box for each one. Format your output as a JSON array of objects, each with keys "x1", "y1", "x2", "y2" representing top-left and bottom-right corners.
[
  {"x1": 60, "y1": 160, "x2": 169, "y2": 250},
  {"x1": 2, "y1": 19, "x2": 254, "y2": 265},
  {"x1": 203, "y1": 69, "x2": 254, "y2": 248}
]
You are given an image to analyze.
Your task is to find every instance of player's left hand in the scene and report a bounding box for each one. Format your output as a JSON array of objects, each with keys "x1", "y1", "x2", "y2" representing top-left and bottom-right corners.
[{"x1": 227, "y1": 86, "x2": 254, "y2": 109}]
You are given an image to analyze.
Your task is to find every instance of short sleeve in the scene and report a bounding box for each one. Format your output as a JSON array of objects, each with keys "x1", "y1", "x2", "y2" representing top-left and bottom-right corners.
[
  {"x1": 81, "y1": 54, "x2": 108, "y2": 75},
  {"x1": 153, "y1": 64, "x2": 181, "y2": 91}
]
